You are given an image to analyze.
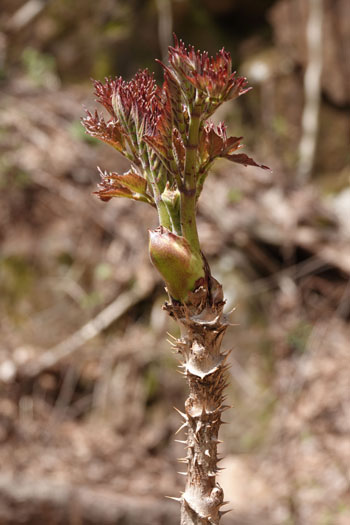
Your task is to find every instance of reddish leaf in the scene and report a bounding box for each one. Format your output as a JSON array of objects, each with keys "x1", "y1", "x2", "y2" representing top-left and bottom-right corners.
[
  {"x1": 172, "y1": 129, "x2": 185, "y2": 172},
  {"x1": 225, "y1": 153, "x2": 270, "y2": 170},
  {"x1": 201, "y1": 122, "x2": 243, "y2": 161},
  {"x1": 108, "y1": 170, "x2": 148, "y2": 195},
  {"x1": 167, "y1": 37, "x2": 250, "y2": 103},
  {"x1": 94, "y1": 168, "x2": 154, "y2": 205},
  {"x1": 82, "y1": 111, "x2": 125, "y2": 152},
  {"x1": 144, "y1": 135, "x2": 171, "y2": 165},
  {"x1": 94, "y1": 78, "x2": 122, "y2": 117},
  {"x1": 207, "y1": 127, "x2": 225, "y2": 158},
  {"x1": 94, "y1": 185, "x2": 133, "y2": 202},
  {"x1": 223, "y1": 136, "x2": 242, "y2": 155}
]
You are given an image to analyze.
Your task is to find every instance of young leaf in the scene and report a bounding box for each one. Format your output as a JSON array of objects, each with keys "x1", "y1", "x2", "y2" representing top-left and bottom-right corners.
[
  {"x1": 224, "y1": 153, "x2": 270, "y2": 170},
  {"x1": 82, "y1": 110, "x2": 125, "y2": 153},
  {"x1": 107, "y1": 169, "x2": 148, "y2": 195},
  {"x1": 94, "y1": 168, "x2": 154, "y2": 205}
]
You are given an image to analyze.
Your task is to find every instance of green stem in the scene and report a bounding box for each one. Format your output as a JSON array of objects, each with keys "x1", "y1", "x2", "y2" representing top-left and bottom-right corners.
[
  {"x1": 143, "y1": 150, "x2": 172, "y2": 230},
  {"x1": 157, "y1": 199, "x2": 172, "y2": 229},
  {"x1": 164, "y1": 201, "x2": 182, "y2": 235},
  {"x1": 180, "y1": 191, "x2": 199, "y2": 251},
  {"x1": 148, "y1": 169, "x2": 172, "y2": 229},
  {"x1": 180, "y1": 99, "x2": 202, "y2": 253}
]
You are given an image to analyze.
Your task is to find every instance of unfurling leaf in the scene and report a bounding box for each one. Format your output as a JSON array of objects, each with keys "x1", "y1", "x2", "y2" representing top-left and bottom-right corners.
[
  {"x1": 107, "y1": 169, "x2": 148, "y2": 194},
  {"x1": 143, "y1": 135, "x2": 170, "y2": 166},
  {"x1": 200, "y1": 122, "x2": 242, "y2": 162},
  {"x1": 167, "y1": 36, "x2": 250, "y2": 110},
  {"x1": 172, "y1": 129, "x2": 185, "y2": 173},
  {"x1": 82, "y1": 110, "x2": 125, "y2": 153},
  {"x1": 93, "y1": 77, "x2": 122, "y2": 117},
  {"x1": 94, "y1": 168, "x2": 154, "y2": 205},
  {"x1": 200, "y1": 121, "x2": 269, "y2": 171}
]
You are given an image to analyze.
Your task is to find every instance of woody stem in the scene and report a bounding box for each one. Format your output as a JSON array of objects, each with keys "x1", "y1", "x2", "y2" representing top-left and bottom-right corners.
[{"x1": 165, "y1": 276, "x2": 229, "y2": 524}]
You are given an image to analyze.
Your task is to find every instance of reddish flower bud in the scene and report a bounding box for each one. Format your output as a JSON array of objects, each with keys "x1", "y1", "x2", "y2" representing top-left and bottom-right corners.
[{"x1": 149, "y1": 226, "x2": 205, "y2": 302}]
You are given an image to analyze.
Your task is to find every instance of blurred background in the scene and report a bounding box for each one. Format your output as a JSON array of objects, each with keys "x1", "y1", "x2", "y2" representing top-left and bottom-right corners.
[{"x1": 0, "y1": 0, "x2": 349, "y2": 523}]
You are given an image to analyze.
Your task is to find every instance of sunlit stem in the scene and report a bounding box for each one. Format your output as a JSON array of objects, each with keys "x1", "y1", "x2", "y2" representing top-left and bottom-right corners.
[
  {"x1": 180, "y1": 96, "x2": 202, "y2": 253},
  {"x1": 143, "y1": 148, "x2": 172, "y2": 230},
  {"x1": 164, "y1": 202, "x2": 182, "y2": 235},
  {"x1": 157, "y1": 199, "x2": 172, "y2": 229},
  {"x1": 145, "y1": 171, "x2": 172, "y2": 230}
]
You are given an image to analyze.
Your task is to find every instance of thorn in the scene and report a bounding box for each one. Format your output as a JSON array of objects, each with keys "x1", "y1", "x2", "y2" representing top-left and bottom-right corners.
[
  {"x1": 222, "y1": 348, "x2": 232, "y2": 358},
  {"x1": 204, "y1": 449, "x2": 211, "y2": 457},
  {"x1": 166, "y1": 331, "x2": 177, "y2": 341},
  {"x1": 177, "y1": 457, "x2": 190, "y2": 463},
  {"x1": 219, "y1": 509, "x2": 232, "y2": 517},
  {"x1": 175, "y1": 422, "x2": 188, "y2": 435},
  {"x1": 219, "y1": 405, "x2": 232, "y2": 412},
  {"x1": 174, "y1": 439, "x2": 187, "y2": 444},
  {"x1": 173, "y1": 406, "x2": 187, "y2": 420},
  {"x1": 226, "y1": 320, "x2": 239, "y2": 327},
  {"x1": 177, "y1": 471, "x2": 187, "y2": 476},
  {"x1": 165, "y1": 496, "x2": 182, "y2": 502},
  {"x1": 220, "y1": 501, "x2": 230, "y2": 506}
]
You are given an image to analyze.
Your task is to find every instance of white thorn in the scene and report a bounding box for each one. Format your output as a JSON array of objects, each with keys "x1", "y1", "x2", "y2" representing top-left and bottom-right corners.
[
  {"x1": 175, "y1": 422, "x2": 188, "y2": 435},
  {"x1": 165, "y1": 496, "x2": 182, "y2": 502},
  {"x1": 166, "y1": 331, "x2": 177, "y2": 341},
  {"x1": 173, "y1": 406, "x2": 187, "y2": 419}
]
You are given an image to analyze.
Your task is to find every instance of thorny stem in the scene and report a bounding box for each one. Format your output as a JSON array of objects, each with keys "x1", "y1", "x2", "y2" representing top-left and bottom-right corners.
[{"x1": 165, "y1": 275, "x2": 230, "y2": 524}]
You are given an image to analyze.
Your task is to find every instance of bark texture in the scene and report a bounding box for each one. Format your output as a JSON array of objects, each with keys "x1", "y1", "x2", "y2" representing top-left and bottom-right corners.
[{"x1": 164, "y1": 272, "x2": 230, "y2": 525}]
